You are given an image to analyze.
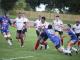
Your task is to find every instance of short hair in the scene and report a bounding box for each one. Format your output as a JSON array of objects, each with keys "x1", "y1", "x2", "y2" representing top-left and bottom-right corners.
[
  {"x1": 56, "y1": 15, "x2": 59, "y2": 17},
  {"x1": 67, "y1": 24, "x2": 71, "y2": 28},
  {"x1": 48, "y1": 24, "x2": 52, "y2": 29},
  {"x1": 42, "y1": 16, "x2": 46, "y2": 20},
  {"x1": 76, "y1": 21, "x2": 80, "y2": 23}
]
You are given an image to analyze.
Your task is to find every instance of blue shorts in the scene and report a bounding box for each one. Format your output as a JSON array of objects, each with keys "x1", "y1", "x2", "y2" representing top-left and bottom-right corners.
[
  {"x1": 50, "y1": 36, "x2": 61, "y2": 49},
  {"x1": 71, "y1": 38, "x2": 78, "y2": 43},
  {"x1": 2, "y1": 29, "x2": 9, "y2": 33}
]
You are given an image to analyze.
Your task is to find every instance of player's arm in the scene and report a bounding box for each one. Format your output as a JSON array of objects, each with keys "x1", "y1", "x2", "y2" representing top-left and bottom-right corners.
[
  {"x1": 8, "y1": 19, "x2": 12, "y2": 26},
  {"x1": 12, "y1": 21, "x2": 16, "y2": 28}
]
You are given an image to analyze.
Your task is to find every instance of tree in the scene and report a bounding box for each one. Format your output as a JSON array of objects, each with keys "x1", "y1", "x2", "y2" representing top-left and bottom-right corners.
[
  {"x1": 25, "y1": 0, "x2": 80, "y2": 13},
  {"x1": 0, "y1": 0, "x2": 18, "y2": 15},
  {"x1": 25, "y1": 0, "x2": 41, "y2": 11}
]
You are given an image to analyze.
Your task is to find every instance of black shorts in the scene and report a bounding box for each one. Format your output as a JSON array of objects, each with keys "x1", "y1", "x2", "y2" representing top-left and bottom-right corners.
[
  {"x1": 55, "y1": 30, "x2": 63, "y2": 36},
  {"x1": 76, "y1": 33, "x2": 80, "y2": 40},
  {"x1": 17, "y1": 30, "x2": 23, "y2": 34},
  {"x1": 36, "y1": 30, "x2": 40, "y2": 36},
  {"x1": 40, "y1": 31, "x2": 48, "y2": 40},
  {"x1": 22, "y1": 28, "x2": 27, "y2": 34}
]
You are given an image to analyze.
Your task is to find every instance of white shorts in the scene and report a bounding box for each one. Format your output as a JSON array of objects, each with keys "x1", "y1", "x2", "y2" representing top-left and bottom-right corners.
[{"x1": 3, "y1": 33, "x2": 11, "y2": 38}]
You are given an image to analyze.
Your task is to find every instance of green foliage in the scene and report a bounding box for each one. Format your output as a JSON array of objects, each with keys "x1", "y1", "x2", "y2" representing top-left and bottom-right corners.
[
  {"x1": 25, "y1": 0, "x2": 80, "y2": 13},
  {"x1": 0, "y1": 0, "x2": 18, "y2": 15}
]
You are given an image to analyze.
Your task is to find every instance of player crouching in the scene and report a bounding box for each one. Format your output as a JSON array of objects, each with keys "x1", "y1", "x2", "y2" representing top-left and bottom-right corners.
[{"x1": 64, "y1": 24, "x2": 78, "y2": 56}]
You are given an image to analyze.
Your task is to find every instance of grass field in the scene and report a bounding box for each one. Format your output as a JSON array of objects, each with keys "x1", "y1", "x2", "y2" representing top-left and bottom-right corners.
[{"x1": 0, "y1": 27, "x2": 80, "y2": 60}]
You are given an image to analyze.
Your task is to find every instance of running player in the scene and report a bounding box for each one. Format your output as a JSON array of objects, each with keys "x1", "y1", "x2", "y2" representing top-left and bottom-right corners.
[
  {"x1": 73, "y1": 21, "x2": 80, "y2": 50},
  {"x1": 22, "y1": 13, "x2": 29, "y2": 40},
  {"x1": 1, "y1": 15, "x2": 12, "y2": 46},
  {"x1": 14, "y1": 12, "x2": 28, "y2": 47}
]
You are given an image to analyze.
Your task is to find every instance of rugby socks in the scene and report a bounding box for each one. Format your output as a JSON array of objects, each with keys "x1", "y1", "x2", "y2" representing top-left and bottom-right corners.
[
  {"x1": 34, "y1": 40, "x2": 39, "y2": 50},
  {"x1": 42, "y1": 40, "x2": 47, "y2": 49},
  {"x1": 71, "y1": 47, "x2": 77, "y2": 52},
  {"x1": 78, "y1": 41, "x2": 80, "y2": 48},
  {"x1": 61, "y1": 37, "x2": 63, "y2": 46},
  {"x1": 20, "y1": 38, "x2": 24, "y2": 47},
  {"x1": 8, "y1": 39, "x2": 12, "y2": 46}
]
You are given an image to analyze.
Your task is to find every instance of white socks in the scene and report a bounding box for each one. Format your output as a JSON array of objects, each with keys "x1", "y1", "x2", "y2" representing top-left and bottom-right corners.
[
  {"x1": 71, "y1": 47, "x2": 77, "y2": 51},
  {"x1": 8, "y1": 40, "x2": 12, "y2": 46}
]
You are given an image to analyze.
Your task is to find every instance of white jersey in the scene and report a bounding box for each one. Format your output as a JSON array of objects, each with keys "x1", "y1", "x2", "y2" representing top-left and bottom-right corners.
[
  {"x1": 53, "y1": 19, "x2": 63, "y2": 31},
  {"x1": 34, "y1": 19, "x2": 41, "y2": 30},
  {"x1": 15, "y1": 17, "x2": 24, "y2": 30},
  {"x1": 23, "y1": 17, "x2": 29, "y2": 23},
  {"x1": 39, "y1": 21, "x2": 49, "y2": 29},
  {"x1": 73, "y1": 24, "x2": 80, "y2": 33}
]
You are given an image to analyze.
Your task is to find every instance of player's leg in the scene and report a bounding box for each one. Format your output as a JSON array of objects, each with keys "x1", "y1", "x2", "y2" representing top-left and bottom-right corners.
[
  {"x1": 34, "y1": 30, "x2": 40, "y2": 50},
  {"x1": 7, "y1": 32, "x2": 13, "y2": 46},
  {"x1": 78, "y1": 40, "x2": 80, "y2": 49},
  {"x1": 2, "y1": 32, "x2": 12, "y2": 46},
  {"x1": 36, "y1": 30, "x2": 40, "y2": 37},
  {"x1": 59, "y1": 31, "x2": 64, "y2": 46},
  {"x1": 19, "y1": 31, "x2": 24, "y2": 47},
  {"x1": 40, "y1": 38, "x2": 48, "y2": 50},
  {"x1": 16, "y1": 30, "x2": 24, "y2": 47},
  {"x1": 16, "y1": 30, "x2": 20, "y2": 42},
  {"x1": 34, "y1": 36, "x2": 41, "y2": 50},
  {"x1": 77, "y1": 33, "x2": 80, "y2": 50},
  {"x1": 22, "y1": 28, "x2": 27, "y2": 40},
  {"x1": 39, "y1": 31, "x2": 48, "y2": 50},
  {"x1": 66, "y1": 40, "x2": 78, "y2": 54},
  {"x1": 55, "y1": 42, "x2": 72, "y2": 56}
]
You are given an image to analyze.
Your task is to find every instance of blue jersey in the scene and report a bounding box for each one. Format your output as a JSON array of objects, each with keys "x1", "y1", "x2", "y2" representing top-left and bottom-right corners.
[
  {"x1": 1, "y1": 16, "x2": 10, "y2": 33},
  {"x1": 45, "y1": 29, "x2": 61, "y2": 46},
  {"x1": 0, "y1": 16, "x2": 3, "y2": 32},
  {"x1": 67, "y1": 28, "x2": 78, "y2": 41}
]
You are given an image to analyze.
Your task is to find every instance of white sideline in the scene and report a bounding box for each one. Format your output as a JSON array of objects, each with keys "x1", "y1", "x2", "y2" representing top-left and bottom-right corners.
[{"x1": 2, "y1": 56, "x2": 34, "y2": 60}]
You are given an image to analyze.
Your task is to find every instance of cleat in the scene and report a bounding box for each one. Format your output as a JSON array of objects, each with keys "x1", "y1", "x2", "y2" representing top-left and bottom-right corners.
[
  {"x1": 21, "y1": 45, "x2": 24, "y2": 48},
  {"x1": 68, "y1": 53, "x2": 72, "y2": 56},
  {"x1": 40, "y1": 46, "x2": 42, "y2": 50},
  {"x1": 45, "y1": 45, "x2": 47, "y2": 50},
  {"x1": 65, "y1": 53, "x2": 68, "y2": 55},
  {"x1": 76, "y1": 51, "x2": 78, "y2": 54}
]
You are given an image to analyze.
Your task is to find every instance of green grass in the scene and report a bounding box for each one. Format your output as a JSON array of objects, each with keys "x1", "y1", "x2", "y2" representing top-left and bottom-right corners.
[{"x1": 0, "y1": 27, "x2": 80, "y2": 60}]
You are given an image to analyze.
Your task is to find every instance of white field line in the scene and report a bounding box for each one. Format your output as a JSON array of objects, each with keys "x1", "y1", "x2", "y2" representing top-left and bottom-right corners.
[{"x1": 2, "y1": 56, "x2": 34, "y2": 60}]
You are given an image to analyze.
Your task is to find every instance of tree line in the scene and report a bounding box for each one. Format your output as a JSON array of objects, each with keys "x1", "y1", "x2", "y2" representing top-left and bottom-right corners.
[{"x1": 0, "y1": 0, "x2": 80, "y2": 15}]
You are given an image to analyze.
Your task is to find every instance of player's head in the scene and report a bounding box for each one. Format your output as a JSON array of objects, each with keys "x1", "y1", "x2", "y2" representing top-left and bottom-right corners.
[
  {"x1": 76, "y1": 21, "x2": 80, "y2": 26},
  {"x1": 18, "y1": 12, "x2": 22, "y2": 18},
  {"x1": 67, "y1": 24, "x2": 71, "y2": 28},
  {"x1": 65, "y1": 24, "x2": 72, "y2": 31},
  {"x1": 48, "y1": 24, "x2": 52, "y2": 29},
  {"x1": 55, "y1": 15, "x2": 60, "y2": 20},
  {"x1": 41, "y1": 16, "x2": 46, "y2": 23}
]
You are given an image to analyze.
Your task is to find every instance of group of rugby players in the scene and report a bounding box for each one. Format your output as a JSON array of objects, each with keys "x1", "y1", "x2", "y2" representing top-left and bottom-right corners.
[{"x1": 0, "y1": 12, "x2": 80, "y2": 56}]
